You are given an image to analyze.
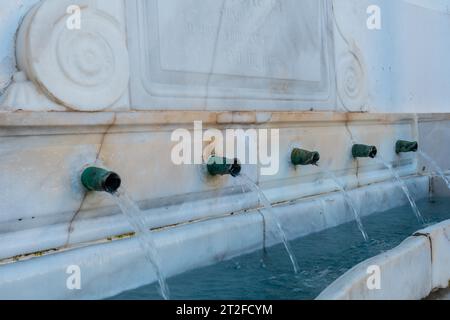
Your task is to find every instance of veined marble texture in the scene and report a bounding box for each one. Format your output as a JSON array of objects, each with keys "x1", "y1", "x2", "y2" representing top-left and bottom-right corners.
[
  {"x1": 0, "y1": 111, "x2": 423, "y2": 259},
  {"x1": 0, "y1": 0, "x2": 449, "y2": 112},
  {"x1": 0, "y1": 0, "x2": 448, "y2": 300}
]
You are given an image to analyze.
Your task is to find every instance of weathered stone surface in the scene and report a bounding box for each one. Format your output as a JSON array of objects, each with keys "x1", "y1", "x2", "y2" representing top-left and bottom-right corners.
[
  {"x1": 127, "y1": 0, "x2": 336, "y2": 110},
  {"x1": 317, "y1": 236, "x2": 433, "y2": 300},
  {"x1": 417, "y1": 221, "x2": 450, "y2": 290},
  {"x1": 16, "y1": 0, "x2": 129, "y2": 111}
]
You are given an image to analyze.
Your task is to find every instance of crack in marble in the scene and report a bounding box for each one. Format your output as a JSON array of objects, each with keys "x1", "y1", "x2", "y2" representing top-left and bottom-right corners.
[
  {"x1": 413, "y1": 232, "x2": 433, "y2": 264},
  {"x1": 64, "y1": 113, "x2": 117, "y2": 248}
]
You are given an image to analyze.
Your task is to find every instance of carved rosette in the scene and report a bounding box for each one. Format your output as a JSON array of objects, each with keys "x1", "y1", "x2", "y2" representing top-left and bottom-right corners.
[
  {"x1": 15, "y1": 0, "x2": 129, "y2": 111},
  {"x1": 336, "y1": 49, "x2": 368, "y2": 111}
]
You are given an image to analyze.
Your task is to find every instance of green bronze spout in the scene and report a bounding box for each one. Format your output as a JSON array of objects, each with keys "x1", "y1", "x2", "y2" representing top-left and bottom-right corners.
[
  {"x1": 352, "y1": 144, "x2": 377, "y2": 159},
  {"x1": 291, "y1": 148, "x2": 320, "y2": 166},
  {"x1": 396, "y1": 140, "x2": 418, "y2": 154},
  {"x1": 81, "y1": 167, "x2": 121, "y2": 194},
  {"x1": 207, "y1": 156, "x2": 241, "y2": 177}
]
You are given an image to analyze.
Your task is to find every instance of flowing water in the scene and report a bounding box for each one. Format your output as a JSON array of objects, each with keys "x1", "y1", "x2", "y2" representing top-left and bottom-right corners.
[
  {"x1": 376, "y1": 158, "x2": 425, "y2": 224},
  {"x1": 236, "y1": 173, "x2": 300, "y2": 274},
  {"x1": 419, "y1": 151, "x2": 450, "y2": 190},
  {"x1": 112, "y1": 189, "x2": 170, "y2": 300},
  {"x1": 319, "y1": 167, "x2": 369, "y2": 241},
  {"x1": 110, "y1": 197, "x2": 450, "y2": 300}
]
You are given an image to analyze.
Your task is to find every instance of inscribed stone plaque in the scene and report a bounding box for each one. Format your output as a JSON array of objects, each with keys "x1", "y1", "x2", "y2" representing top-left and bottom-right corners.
[{"x1": 127, "y1": 0, "x2": 335, "y2": 110}]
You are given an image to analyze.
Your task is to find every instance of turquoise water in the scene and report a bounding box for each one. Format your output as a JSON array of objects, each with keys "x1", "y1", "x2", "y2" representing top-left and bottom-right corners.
[{"x1": 111, "y1": 197, "x2": 450, "y2": 300}]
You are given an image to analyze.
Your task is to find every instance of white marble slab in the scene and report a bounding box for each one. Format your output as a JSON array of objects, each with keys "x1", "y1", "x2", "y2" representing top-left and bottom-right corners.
[
  {"x1": 317, "y1": 236, "x2": 433, "y2": 300},
  {"x1": 127, "y1": 0, "x2": 335, "y2": 110}
]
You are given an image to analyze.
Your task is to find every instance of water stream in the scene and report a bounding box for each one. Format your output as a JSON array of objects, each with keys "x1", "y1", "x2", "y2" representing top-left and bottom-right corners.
[
  {"x1": 319, "y1": 167, "x2": 369, "y2": 241},
  {"x1": 111, "y1": 197, "x2": 450, "y2": 300},
  {"x1": 111, "y1": 189, "x2": 170, "y2": 300},
  {"x1": 376, "y1": 158, "x2": 425, "y2": 224},
  {"x1": 236, "y1": 173, "x2": 300, "y2": 274},
  {"x1": 418, "y1": 151, "x2": 450, "y2": 190}
]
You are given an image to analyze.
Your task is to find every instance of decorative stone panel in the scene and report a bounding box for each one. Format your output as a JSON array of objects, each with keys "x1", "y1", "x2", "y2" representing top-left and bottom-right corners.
[{"x1": 126, "y1": 0, "x2": 336, "y2": 110}]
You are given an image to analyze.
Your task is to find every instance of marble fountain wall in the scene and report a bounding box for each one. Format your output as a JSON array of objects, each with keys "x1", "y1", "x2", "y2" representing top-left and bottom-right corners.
[{"x1": 0, "y1": 0, "x2": 448, "y2": 299}]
